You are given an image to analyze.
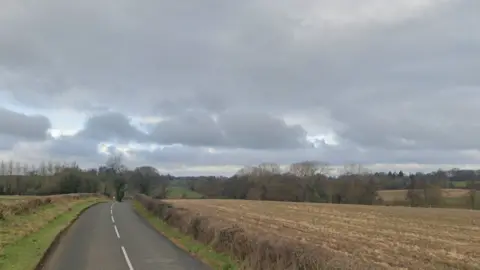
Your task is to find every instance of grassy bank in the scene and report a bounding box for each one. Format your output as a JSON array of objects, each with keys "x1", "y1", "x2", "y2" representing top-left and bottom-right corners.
[
  {"x1": 0, "y1": 195, "x2": 106, "y2": 270},
  {"x1": 132, "y1": 200, "x2": 238, "y2": 270}
]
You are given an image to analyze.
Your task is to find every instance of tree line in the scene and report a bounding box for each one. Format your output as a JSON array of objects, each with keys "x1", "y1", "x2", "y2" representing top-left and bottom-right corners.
[
  {"x1": 184, "y1": 161, "x2": 480, "y2": 209},
  {"x1": 0, "y1": 156, "x2": 171, "y2": 202},
  {"x1": 1, "y1": 158, "x2": 479, "y2": 208}
]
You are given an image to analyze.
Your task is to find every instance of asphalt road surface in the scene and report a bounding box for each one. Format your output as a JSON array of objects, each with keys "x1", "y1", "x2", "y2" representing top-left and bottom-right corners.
[{"x1": 42, "y1": 201, "x2": 211, "y2": 270}]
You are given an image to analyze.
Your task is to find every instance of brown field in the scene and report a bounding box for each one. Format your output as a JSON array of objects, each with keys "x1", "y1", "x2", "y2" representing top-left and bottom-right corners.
[
  {"x1": 163, "y1": 199, "x2": 480, "y2": 270},
  {"x1": 377, "y1": 188, "x2": 469, "y2": 202}
]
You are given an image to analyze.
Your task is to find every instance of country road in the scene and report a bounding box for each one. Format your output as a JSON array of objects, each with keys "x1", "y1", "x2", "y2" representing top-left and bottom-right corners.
[{"x1": 41, "y1": 201, "x2": 211, "y2": 270}]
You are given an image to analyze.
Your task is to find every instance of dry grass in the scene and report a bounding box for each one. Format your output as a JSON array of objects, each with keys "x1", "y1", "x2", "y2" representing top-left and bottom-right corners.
[
  {"x1": 0, "y1": 196, "x2": 32, "y2": 205},
  {"x1": 163, "y1": 199, "x2": 480, "y2": 270},
  {"x1": 0, "y1": 194, "x2": 102, "y2": 256},
  {"x1": 0, "y1": 194, "x2": 95, "y2": 219}
]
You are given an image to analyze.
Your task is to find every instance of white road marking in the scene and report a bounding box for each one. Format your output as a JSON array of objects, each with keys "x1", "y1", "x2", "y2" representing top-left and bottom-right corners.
[
  {"x1": 111, "y1": 202, "x2": 131, "y2": 269},
  {"x1": 121, "y1": 246, "x2": 134, "y2": 270},
  {"x1": 114, "y1": 225, "x2": 120, "y2": 238}
]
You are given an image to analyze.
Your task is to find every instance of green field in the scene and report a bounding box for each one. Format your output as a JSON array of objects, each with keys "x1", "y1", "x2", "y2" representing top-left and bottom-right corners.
[
  {"x1": 450, "y1": 181, "x2": 468, "y2": 188},
  {"x1": 378, "y1": 189, "x2": 480, "y2": 209},
  {"x1": 166, "y1": 186, "x2": 204, "y2": 199}
]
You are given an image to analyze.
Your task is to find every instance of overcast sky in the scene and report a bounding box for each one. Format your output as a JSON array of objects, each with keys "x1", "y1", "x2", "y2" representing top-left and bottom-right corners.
[{"x1": 0, "y1": 0, "x2": 479, "y2": 176}]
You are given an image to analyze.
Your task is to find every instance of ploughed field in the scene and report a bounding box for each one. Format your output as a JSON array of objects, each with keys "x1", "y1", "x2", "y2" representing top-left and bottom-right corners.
[
  {"x1": 165, "y1": 199, "x2": 480, "y2": 269},
  {"x1": 377, "y1": 188, "x2": 470, "y2": 202}
]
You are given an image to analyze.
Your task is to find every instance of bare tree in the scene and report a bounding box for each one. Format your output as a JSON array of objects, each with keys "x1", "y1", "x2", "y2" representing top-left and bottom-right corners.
[
  {"x1": 54, "y1": 162, "x2": 62, "y2": 174},
  {"x1": 343, "y1": 163, "x2": 369, "y2": 175},
  {"x1": 71, "y1": 161, "x2": 79, "y2": 169},
  {"x1": 257, "y1": 162, "x2": 282, "y2": 175},
  {"x1": 235, "y1": 166, "x2": 258, "y2": 176},
  {"x1": 14, "y1": 162, "x2": 21, "y2": 175},
  {"x1": 7, "y1": 160, "x2": 13, "y2": 175},
  {"x1": 289, "y1": 161, "x2": 330, "y2": 177},
  {"x1": 22, "y1": 163, "x2": 29, "y2": 176},
  {"x1": 468, "y1": 179, "x2": 478, "y2": 209},
  {"x1": 47, "y1": 161, "x2": 54, "y2": 175},
  {"x1": 106, "y1": 153, "x2": 127, "y2": 175},
  {"x1": 39, "y1": 161, "x2": 47, "y2": 176},
  {"x1": 30, "y1": 164, "x2": 37, "y2": 175},
  {"x1": 0, "y1": 161, "x2": 6, "y2": 175}
]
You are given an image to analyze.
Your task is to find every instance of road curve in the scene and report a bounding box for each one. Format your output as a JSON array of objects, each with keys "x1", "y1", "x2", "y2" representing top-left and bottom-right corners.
[{"x1": 41, "y1": 201, "x2": 211, "y2": 270}]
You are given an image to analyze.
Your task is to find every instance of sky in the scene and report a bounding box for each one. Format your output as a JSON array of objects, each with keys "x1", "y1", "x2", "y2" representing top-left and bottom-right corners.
[{"x1": 0, "y1": 0, "x2": 479, "y2": 176}]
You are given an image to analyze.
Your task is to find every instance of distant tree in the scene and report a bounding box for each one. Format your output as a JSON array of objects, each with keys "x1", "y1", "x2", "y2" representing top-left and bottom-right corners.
[
  {"x1": 104, "y1": 154, "x2": 128, "y2": 201},
  {"x1": 468, "y1": 179, "x2": 478, "y2": 209},
  {"x1": 151, "y1": 184, "x2": 168, "y2": 199},
  {"x1": 22, "y1": 163, "x2": 29, "y2": 176},
  {"x1": 343, "y1": 163, "x2": 368, "y2": 175},
  {"x1": 406, "y1": 175, "x2": 422, "y2": 206},
  {"x1": 7, "y1": 160, "x2": 13, "y2": 175},
  {"x1": 257, "y1": 162, "x2": 282, "y2": 175},
  {"x1": 105, "y1": 154, "x2": 126, "y2": 175},
  {"x1": 129, "y1": 166, "x2": 168, "y2": 198},
  {"x1": 114, "y1": 177, "x2": 126, "y2": 202},
  {"x1": 424, "y1": 184, "x2": 443, "y2": 207},
  {"x1": 39, "y1": 161, "x2": 47, "y2": 176},
  {"x1": 289, "y1": 161, "x2": 330, "y2": 177},
  {"x1": 0, "y1": 161, "x2": 5, "y2": 176}
]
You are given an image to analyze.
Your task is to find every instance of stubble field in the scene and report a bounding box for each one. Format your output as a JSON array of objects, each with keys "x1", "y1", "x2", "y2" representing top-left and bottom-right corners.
[{"x1": 165, "y1": 199, "x2": 480, "y2": 269}]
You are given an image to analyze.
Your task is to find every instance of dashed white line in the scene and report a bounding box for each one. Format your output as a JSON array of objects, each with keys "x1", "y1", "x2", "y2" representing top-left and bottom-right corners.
[
  {"x1": 111, "y1": 202, "x2": 132, "y2": 269},
  {"x1": 121, "y1": 246, "x2": 134, "y2": 270},
  {"x1": 114, "y1": 225, "x2": 120, "y2": 238}
]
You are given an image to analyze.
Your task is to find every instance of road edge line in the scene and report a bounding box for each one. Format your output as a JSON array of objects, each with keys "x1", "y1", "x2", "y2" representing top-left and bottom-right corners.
[{"x1": 34, "y1": 200, "x2": 108, "y2": 270}]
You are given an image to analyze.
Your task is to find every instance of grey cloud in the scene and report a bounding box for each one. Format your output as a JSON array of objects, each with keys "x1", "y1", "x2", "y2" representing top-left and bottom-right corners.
[
  {"x1": 150, "y1": 111, "x2": 311, "y2": 149},
  {"x1": 48, "y1": 135, "x2": 100, "y2": 158},
  {"x1": 1, "y1": 0, "x2": 479, "y2": 167},
  {"x1": 74, "y1": 111, "x2": 311, "y2": 149},
  {"x1": 39, "y1": 133, "x2": 480, "y2": 175},
  {"x1": 149, "y1": 111, "x2": 224, "y2": 147},
  {"x1": 0, "y1": 107, "x2": 51, "y2": 141},
  {"x1": 62, "y1": 112, "x2": 313, "y2": 149},
  {"x1": 76, "y1": 112, "x2": 147, "y2": 143},
  {"x1": 0, "y1": 135, "x2": 17, "y2": 150},
  {"x1": 132, "y1": 144, "x2": 480, "y2": 171},
  {"x1": 216, "y1": 111, "x2": 311, "y2": 149},
  {"x1": 44, "y1": 136, "x2": 113, "y2": 168}
]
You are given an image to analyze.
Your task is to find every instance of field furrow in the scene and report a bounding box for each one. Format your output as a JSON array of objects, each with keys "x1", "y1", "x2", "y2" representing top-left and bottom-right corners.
[{"x1": 166, "y1": 199, "x2": 480, "y2": 269}]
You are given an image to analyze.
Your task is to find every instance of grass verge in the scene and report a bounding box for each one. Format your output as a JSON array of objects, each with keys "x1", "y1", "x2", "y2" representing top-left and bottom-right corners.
[
  {"x1": 132, "y1": 200, "x2": 238, "y2": 270},
  {"x1": 0, "y1": 198, "x2": 105, "y2": 270}
]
